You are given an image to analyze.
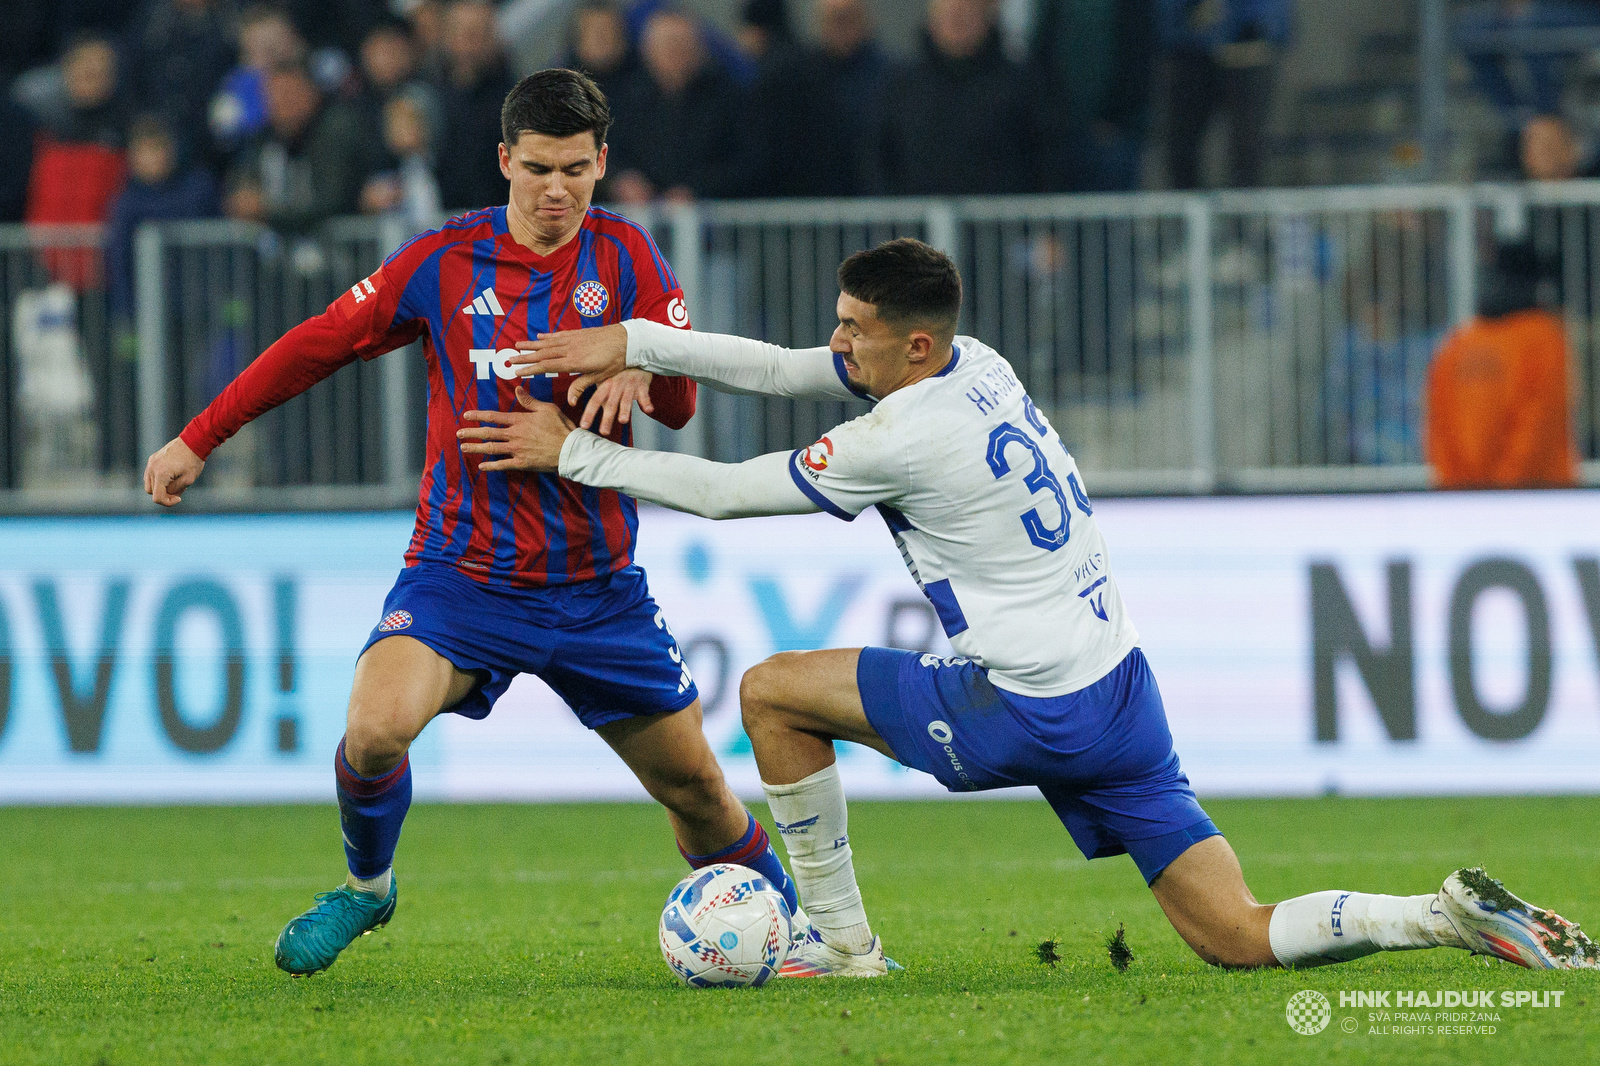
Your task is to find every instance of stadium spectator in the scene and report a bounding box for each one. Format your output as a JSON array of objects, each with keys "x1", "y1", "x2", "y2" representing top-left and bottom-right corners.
[
  {"x1": 224, "y1": 65, "x2": 368, "y2": 233},
  {"x1": 432, "y1": 0, "x2": 517, "y2": 211},
  {"x1": 400, "y1": 0, "x2": 449, "y2": 78},
  {"x1": 17, "y1": 30, "x2": 127, "y2": 141},
  {"x1": 868, "y1": 0, "x2": 1036, "y2": 195},
  {"x1": 352, "y1": 18, "x2": 442, "y2": 167},
  {"x1": 359, "y1": 96, "x2": 443, "y2": 233},
  {"x1": 1457, "y1": 0, "x2": 1600, "y2": 130},
  {"x1": 105, "y1": 116, "x2": 221, "y2": 325},
  {"x1": 1517, "y1": 112, "x2": 1600, "y2": 179},
  {"x1": 1031, "y1": 0, "x2": 1156, "y2": 192},
  {"x1": 1329, "y1": 239, "x2": 1443, "y2": 467},
  {"x1": 563, "y1": 1, "x2": 646, "y2": 107},
  {"x1": 748, "y1": 0, "x2": 888, "y2": 197},
  {"x1": 737, "y1": 0, "x2": 798, "y2": 67},
  {"x1": 605, "y1": 10, "x2": 753, "y2": 203},
  {"x1": 625, "y1": 0, "x2": 758, "y2": 86},
  {"x1": 1426, "y1": 242, "x2": 1580, "y2": 489},
  {"x1": 122, "y1": 0, "x2": 236, "y2": 167},
  {"x1": 211, "y1": 6, "x2": 308, "y2": 155},
  {"x1": 24, "y1": 34, "x2": 128, "y2": 234},
  {"x1": 1158, "y1": 0, "x2": 1291, "y2": 189}
]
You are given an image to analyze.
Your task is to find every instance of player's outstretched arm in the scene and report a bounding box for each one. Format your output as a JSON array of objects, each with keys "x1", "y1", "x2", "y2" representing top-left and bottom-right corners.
[
  {"x1": 515, "y1": 320, "x2": 864, "y2": 403},
  {"x1": 459, "y1": 389, "x2": 819, "y2": 520},
  {"x1": 142, "y1": 308, "x2": 397, "y2": 507},
  {"x1": 143, "y1": 437, "x2": 205, "y2": 507}
]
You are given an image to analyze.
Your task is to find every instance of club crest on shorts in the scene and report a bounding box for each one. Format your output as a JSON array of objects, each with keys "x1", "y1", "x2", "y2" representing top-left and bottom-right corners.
[
  {"x1": 378, "y1": 610, "x2": 413, "y2": 632},
  {"x1": 572, "y1": 279, "x2": 610, "y2": 318}
]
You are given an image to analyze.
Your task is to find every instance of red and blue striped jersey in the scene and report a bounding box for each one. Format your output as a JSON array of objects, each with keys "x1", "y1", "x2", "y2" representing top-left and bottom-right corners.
[
  {"x1": 339, "y1": 205, "x2": 697, "y2": 586},
  {"x1": 183, "y1": 204, "x2": 696, "y2": 587}
]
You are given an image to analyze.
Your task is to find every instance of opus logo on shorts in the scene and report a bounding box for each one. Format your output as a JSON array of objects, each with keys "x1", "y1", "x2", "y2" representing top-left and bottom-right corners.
[{"x1": 926, "y1": 719, "x2": 973, "y2": 789}]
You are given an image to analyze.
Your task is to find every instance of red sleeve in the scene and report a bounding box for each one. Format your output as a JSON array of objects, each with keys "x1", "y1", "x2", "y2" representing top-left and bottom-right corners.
[
  {"x1": 178, "y1": 259, "x2": 424, "y2": 459},
  {"x1": 645, "y1": 372, "x2": 696, "y2": 430},
  {"x1": 628, "y1": 242, "x2": 696, "y2": 430}
]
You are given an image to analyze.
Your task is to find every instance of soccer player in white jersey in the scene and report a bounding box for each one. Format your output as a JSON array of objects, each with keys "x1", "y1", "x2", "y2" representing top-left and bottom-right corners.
[{"x1": 460, "y1": 238, "x2": 1597, "y2": 976}]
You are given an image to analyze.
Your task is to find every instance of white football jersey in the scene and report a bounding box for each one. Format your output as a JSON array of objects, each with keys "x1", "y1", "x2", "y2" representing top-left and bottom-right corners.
[{"x1": 786, "y1": 336, "x2": 1138, "y2": 697}]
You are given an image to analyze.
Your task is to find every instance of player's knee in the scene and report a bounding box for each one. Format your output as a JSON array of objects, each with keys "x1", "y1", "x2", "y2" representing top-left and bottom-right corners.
[
  {"x1": 343, "y1": 702, "x2": 417, "y2": 775},
  {"x1": 739, "y1": 653, "x2": 805, "y2": 725}
]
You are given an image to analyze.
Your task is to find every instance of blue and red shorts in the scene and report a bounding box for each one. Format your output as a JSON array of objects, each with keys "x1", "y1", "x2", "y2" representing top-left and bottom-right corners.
[
  {"x1": 362, "y1": 561, "x2": 699, "y2": 729},
  {"x1": 858, "y1": 646, "x2": 1218, "y2": 883}
]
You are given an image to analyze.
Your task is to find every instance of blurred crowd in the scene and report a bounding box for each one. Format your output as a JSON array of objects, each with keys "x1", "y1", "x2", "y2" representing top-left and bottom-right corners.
[
  {"x1": 0, "y1": 0, "x2": 1302, "y2": 243},
  {"x1": 1, "y1": 0, "x2": 1589, "y2": 490}
]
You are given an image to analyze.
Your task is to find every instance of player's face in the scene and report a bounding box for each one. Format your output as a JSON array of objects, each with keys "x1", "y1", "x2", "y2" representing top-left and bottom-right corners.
[
  {"x1": 499, "y1": 132, "x2": 608, "y2": 249},
  {"x1": 831, "y1": 292, "x2": 936, "y2": 398}
]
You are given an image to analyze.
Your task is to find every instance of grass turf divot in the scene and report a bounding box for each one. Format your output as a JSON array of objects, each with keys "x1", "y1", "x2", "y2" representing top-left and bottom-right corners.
[{"x1": 1106, "y1": 924, "x2": 1133, "y2": 973}]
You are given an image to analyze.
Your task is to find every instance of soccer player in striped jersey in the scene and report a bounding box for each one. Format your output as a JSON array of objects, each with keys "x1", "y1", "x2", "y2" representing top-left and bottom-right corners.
[
  {"x1": 487, "y1": 238, "x2": 1597, "y2": 976},
  {"x1": 142, "y1": 69, "x2": 799, "y2": 976}
]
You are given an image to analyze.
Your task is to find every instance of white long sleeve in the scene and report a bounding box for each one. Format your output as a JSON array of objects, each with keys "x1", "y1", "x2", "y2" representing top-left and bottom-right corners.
[
  {"x1": 558, "y1": 430, "x2": 820, "y2": 520},
  {"x1": 622, "y1": 319, "x2": 866, "y2": 401}
]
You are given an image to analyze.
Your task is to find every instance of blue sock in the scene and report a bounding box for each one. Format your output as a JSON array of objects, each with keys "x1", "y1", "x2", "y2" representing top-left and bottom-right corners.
[
  {"x1": 680, "y1": 811, "x2": 799, "y2": 915},
  {"x1": 334, "y1": 737, "x2": 411, "y2": 882}
]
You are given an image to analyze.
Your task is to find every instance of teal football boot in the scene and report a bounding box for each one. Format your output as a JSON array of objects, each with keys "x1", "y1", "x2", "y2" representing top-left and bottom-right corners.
[{"x1": 274, "y1": 878, "x2": 397, "y2": 976}]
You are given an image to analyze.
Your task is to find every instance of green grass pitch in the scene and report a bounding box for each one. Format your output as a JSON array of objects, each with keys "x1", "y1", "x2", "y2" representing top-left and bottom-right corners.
[{"x1": 4, "y1": 796, "x2": 1598, "y2": 1065}]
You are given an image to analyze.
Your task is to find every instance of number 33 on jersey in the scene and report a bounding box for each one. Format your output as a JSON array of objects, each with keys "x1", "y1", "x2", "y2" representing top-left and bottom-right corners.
[{"x1": 787, "y1": 337, "x2": 1138, "y2": 698}]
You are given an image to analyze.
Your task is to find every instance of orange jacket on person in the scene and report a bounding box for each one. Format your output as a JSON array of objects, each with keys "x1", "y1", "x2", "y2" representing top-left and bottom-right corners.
[{"x1": 1425, "y1": 308, "x2": 1579, "y2": 489}]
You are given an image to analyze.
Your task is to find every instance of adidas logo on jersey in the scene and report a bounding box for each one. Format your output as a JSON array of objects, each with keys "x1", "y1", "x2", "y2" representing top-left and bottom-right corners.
[{"x1": 462, "y1": 289, "x2": 505, "y2": 316}]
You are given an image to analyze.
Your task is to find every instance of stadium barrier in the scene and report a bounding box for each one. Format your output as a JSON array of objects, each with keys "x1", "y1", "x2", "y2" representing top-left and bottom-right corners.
[
  {"x1": 2, "y1": 491, "x2": 1597, "y2": 804},
  {"x1": 2, "y1": 183, "x2": 1599, "y2": 509}
]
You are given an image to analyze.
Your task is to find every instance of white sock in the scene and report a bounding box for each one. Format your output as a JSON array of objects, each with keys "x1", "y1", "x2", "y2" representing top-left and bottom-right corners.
[
  {"x1": 762, "y1": 763, "x2": 874, "y2": 953},
  {"x1": 347, "y1": 867, "x2": 392, "y2": 897},
  {"x1": 1268, "y1": 890, "x2": 1464, "y2": 968}
]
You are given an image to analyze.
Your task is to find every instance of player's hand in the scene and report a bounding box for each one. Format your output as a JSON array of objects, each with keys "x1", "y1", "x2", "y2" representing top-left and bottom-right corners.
[
  {"x1": 577, "y1": 368, "x2": 655, "y2": 435},
  {"x1": 458, "y1": 387, "x2": 575, "y2": 473},
  {"x1": 143, "y1": 437, "x2": 205, "y2": 507},
  {"x1": 512, "y1": 323, "x2": 628, "y2": 398}
]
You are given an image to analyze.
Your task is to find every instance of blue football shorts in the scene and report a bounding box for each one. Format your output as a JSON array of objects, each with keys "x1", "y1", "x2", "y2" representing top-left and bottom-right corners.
[
  {"x1": 858, "y1": 646, "x2": 1219, "y2": 883},
  {"x1": 361, "y1": 561, "x2": 699, "y2": 730}
]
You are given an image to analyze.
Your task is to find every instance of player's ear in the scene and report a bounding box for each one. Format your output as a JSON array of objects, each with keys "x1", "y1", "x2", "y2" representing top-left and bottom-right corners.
[
  {"x1": 595, "y1": 142, "x2": 608, "y2": 181},
  {"x1": 498, "y1": 141, "x2": 512, "y2": 181},
  {"x1": 906, "y1": 330, "x2": 935, "y2": 363}
]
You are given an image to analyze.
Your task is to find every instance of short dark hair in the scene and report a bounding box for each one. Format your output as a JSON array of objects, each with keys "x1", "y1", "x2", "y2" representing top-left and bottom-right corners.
[
  {"x1": 501, "y1": 68, "x2": 611, "y2": 149},
  {"x1": 837, "y1": 238, "x2": 962, "y2": 336}
]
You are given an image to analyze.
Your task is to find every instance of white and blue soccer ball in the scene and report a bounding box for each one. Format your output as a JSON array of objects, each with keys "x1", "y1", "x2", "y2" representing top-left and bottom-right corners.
[{"x1": 659, "y1": 862, "x2": 792, "y2": 987}]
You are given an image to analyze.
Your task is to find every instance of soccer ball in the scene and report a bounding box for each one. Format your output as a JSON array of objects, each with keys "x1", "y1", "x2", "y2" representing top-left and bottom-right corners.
[{"x1": 659, "y1": 862, "x2": 792, "y2": 987}]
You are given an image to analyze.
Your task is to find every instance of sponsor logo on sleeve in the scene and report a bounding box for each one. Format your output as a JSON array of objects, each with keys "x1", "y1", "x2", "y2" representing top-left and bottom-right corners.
[
  {"x1": 348, "y1": 275, "x2": 378, "y2": 305},
  {"x1": 667, "y1": 295, "x2": 689, "y2": 328},
  {"x1": 800, "y1": 436, "x2": 834, "y2": 474}
]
